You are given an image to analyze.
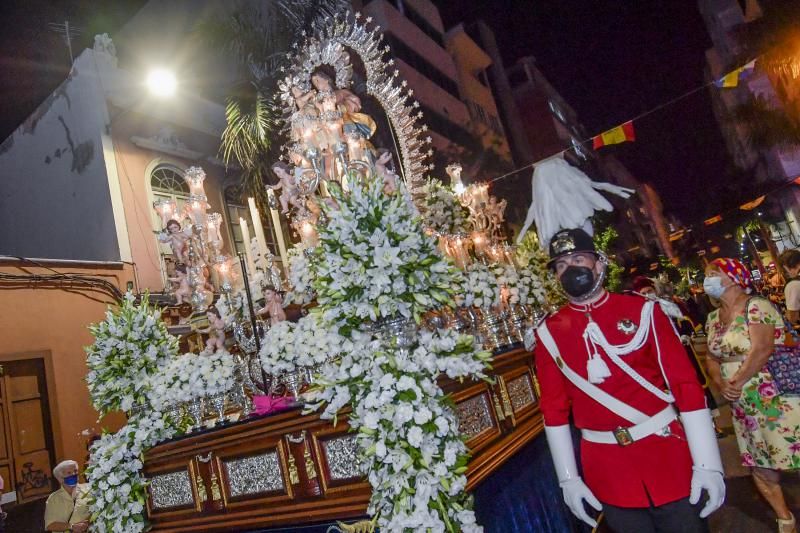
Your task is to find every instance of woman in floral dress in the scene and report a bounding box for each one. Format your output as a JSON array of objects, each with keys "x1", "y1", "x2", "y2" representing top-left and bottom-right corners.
[{"x1": 705, "y1": 258, "x2": 800, "y2": 533}]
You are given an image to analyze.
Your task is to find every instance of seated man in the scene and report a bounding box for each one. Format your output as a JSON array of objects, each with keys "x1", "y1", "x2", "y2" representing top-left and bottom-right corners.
[{"x1": 44, "y1": 460, "x2": 90, "y2": 532}]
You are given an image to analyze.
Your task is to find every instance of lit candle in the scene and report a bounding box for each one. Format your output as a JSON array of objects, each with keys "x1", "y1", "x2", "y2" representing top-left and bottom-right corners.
[
  {"x1": 471, "y1": 230, "x2": 488, "y2": 256},
  {"x1": 248, "y1": 197, "x2": 269, "y2": 261},
  {"x1": 153, "y1": 198, "x2": 178, "y2": 227},
  {"x1": 184, "y1": 166, "x2": 207, "y2": 196},
  {"x1": 266, "y1": 189, "x2": 290, "y2": 275},
  {"x1": 239, "y1": 217, "x2": 257, "y2": 275},
  {"x1": 188, "y1": 194, "x2": 208, "y2": 226},
  {"x1": 299, "y1": 220, "x2": 319, "y2": 247}
]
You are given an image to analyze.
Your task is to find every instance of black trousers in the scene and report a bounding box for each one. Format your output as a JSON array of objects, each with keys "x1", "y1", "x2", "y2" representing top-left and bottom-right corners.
[{"x1": 602, "y1": 496, "x2": 709, "y2": 533}]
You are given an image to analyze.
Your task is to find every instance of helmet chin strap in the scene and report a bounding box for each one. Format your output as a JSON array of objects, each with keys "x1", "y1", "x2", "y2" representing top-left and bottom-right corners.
[{"x1": 568, "y1": 253, "x2": 609, "y2": 303}]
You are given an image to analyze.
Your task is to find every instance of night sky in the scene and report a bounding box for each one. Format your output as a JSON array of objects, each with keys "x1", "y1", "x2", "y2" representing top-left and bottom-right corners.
[
  {"x1": 436, "y1": 0, "x2": 733, "y2": 223},
  {"x1": 0, "y1": 0, "x2": 733, "y2": 224}
]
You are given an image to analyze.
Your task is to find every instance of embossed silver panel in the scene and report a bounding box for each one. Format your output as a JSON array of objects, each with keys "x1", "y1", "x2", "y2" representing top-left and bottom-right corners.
[
  {"x1": 507, "y1": 375, "x2": 536, "y2": 412},
  {"x1": 323, "y1": 435, "x2": 363, "y2": 481},
  {"x1": 456, "y1": 393, "x2": 494, "y2": 438},
  {"x1": 223, "y1": 451, "x2": 284, "y2": 498},
  {"x1": 149, "y1": 470, "x2": 194, "y2": 510}
]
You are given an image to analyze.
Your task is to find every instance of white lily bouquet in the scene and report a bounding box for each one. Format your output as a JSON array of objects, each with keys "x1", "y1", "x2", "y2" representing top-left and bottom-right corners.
[
  {"x1": 310, "y1": 178, "x2": 460, "y2": 334},
  {"x1": 147, "y1": 352, "x2": 237, "y2": 409},
  {"x1": 86, "y1": 410, "x2": 178, "y2": 533},
  {"x1": 259, "y1": 312, "x2": 357, "y2": 390},
  {"x1": 285, "y1": 245, "x2": 316, "y2": 305},
  {"x1": 494, "y1": 264, "x2": 547, "y2": 307},
  {"x1": 301, "y1": 176, "x2": 490, "y2": 532},
  {"x1": 420, "y1": 177, "x2": 471, "y2": 235},
  {"x1": 458, "y1": 262, "x2": 502, "y2": 309},
  {"x1": 86, "y1": 292, "x2": 178, "y2": 415}
]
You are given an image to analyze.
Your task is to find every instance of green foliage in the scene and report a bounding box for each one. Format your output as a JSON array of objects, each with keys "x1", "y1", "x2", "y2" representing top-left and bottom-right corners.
[
  {"x1": 196, "y1": 1, "x2": 349, "y2": 204},
  {"x1": 515, "y1": 231, "x2": 566, "y2": 307},
  {"x1": 593, "y1": 226, "x2": 624, "y2": 292}
]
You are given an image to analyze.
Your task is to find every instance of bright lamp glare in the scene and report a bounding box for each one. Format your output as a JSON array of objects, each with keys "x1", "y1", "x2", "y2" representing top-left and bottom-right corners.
[{"x1": 146, "y1": 69, "x2": 176, "y2": 97}]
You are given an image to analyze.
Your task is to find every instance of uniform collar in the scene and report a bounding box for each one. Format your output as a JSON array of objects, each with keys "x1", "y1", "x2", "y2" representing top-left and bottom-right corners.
[{"x1": 568, "y1": 290, "x2": 610, "y2": 313}]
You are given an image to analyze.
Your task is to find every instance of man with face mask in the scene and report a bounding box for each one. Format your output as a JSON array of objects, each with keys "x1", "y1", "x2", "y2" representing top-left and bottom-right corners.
[
  {"x1": 533, "y1": 228, "x2": 725, "y2": 532},
  {"x1": 44, "y1": 460, "x2": 90, "y2": 532}
]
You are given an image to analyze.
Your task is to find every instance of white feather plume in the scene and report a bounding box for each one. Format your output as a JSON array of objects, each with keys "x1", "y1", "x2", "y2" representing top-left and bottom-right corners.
[{"x1": 516, "y1": 157, "x2": 635, "y2": 246}]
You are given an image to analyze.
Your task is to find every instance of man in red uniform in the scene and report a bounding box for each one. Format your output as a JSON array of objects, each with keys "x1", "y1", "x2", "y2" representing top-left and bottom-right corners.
[{"x1": 534, "y1": 228, "x2": 725, "y2": 532}]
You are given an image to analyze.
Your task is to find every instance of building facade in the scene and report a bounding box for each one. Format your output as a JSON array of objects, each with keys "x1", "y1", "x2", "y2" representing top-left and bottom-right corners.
[
  {"x1": 699, "y1": 0, "x2": 800, "y2": 250},
  {"x1": 0, "y1": 35, "x2": 288, "y2": 500}
]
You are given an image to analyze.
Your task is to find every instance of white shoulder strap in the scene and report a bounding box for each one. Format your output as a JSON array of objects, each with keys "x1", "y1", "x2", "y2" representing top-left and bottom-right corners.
[{"x1": 538, "y1": 322, "x2": 649, "y2": 424}]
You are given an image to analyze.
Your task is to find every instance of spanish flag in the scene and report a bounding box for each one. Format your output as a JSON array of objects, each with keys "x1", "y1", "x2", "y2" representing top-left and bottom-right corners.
[
  {"x1": 592, "y1": 121, "x2": 636, "y2": 149},
  {"x1": 714, "y1": 60, "x2": 756, "y2": 88}
]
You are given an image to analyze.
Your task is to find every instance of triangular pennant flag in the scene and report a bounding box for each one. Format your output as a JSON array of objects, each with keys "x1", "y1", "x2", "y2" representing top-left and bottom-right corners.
[
  {"x1": 593, "y1": 121, "x2": 635, "y2": 149},
  {"x1": 704, "y1": 215, "x2": 723, "y2": 226},
  {"x1": 714, "y1": 60, "x2": 756, "y2": 88}
]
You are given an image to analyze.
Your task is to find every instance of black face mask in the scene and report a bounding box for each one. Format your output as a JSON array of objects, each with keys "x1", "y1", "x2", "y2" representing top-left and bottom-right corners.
[{"x1": 559, "y1": 266, "x2": 597, "y2": 298}]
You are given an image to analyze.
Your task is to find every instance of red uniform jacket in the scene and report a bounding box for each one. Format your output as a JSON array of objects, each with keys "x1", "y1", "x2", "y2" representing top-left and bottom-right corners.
[{"x1": 534, "y1": 292, "x2": 707, "y2": 508}]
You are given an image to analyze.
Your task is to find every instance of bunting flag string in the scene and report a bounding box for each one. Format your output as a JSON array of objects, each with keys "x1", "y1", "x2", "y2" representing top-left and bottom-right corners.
[
  {"x1": 592, "y1": 121, "x2": 636, "y2": 149},
  {"x1": 714, "y1": 60, "x2": 756, "y2": 88},
  {"x1": 487, "y1": 57, "x2": 761, "y2": 186}
]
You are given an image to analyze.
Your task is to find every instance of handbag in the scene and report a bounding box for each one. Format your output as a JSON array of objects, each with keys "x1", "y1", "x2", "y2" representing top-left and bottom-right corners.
[{"x1": 745, "y1": 296, "x2": 800, "y2": 396}]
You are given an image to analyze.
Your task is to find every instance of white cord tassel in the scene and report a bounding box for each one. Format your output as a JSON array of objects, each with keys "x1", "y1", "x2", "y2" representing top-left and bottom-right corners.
[{"x1": 587, "y1": 353, "x2": 612, "y2": 384}]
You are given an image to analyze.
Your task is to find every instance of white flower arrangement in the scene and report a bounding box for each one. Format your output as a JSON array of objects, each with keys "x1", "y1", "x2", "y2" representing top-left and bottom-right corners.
[
  {"x1": 260, "y1": 312, "x2": 355, "y2": 376},
  {"x1": 457, "y1": 262, "x2": 501, "y2": 309},
  {"x1": 494, "y1": 264, "x2": 547, "y2": 307},
  {"x1": 84, "y1": 296, "x2": 239, "y2": 532},
  {"x1": 86, "y1": 292, "x2": 178, "y2": 416},
  {"x1": 86, "y1": 410, "x2": 179, "y2": 533},
  {"x1": 311, "y1": 178, "x2": 460, "y2": 333},
  {"x1": 302, "y1": 175, "x2": 491, "y2": 532},
  {"x1": 307, "y1": 327, "x2": 490, "y2": 532},
  {"x1": 420, "y1": 178, "x2": 470, "y2": 235},
  {"x1": 286, "y1": 246, "x2": 316, "y2": 305},
  {"x1": 147, "y1": 352, "x2": 237, "y2": 410},
  {"x1": 515, "y1": 265, "x2": 547, "y2": 306}
]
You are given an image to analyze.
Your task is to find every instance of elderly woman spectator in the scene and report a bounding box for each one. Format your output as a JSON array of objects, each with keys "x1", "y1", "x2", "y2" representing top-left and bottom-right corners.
[
  {"x1": 704, "y1": 258, "x2": 800, "y2": 533},
  {"x1": 44, "y1": 460, "x2": 90, "y2": 532}
]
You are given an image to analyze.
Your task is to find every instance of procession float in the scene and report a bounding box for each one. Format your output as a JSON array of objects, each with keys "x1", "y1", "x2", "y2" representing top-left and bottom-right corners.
[{"x1": 84, "y1": 13, "x2": 571, "y2": 533}]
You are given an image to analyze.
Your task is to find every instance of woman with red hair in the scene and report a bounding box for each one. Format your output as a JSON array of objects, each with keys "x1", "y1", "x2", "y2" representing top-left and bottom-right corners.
[{"x1": 704, "y1": 258, "x2": 800, "y2": 532}]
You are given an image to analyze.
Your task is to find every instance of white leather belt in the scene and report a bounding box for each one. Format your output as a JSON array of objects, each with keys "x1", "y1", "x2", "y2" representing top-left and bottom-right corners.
[{"x1": 581, "y1": 405, "x2": 678, "y2": 446}]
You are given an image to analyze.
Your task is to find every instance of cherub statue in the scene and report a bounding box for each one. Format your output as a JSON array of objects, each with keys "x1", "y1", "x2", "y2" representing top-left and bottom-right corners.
[
  {"x1": 446, "y1": 163, "x2": 465, "y2": 194},
  {"x1": 169, "y1": 264, "x2": 191, "y2": 305},
  {"x1": 271, "y1": 162, "x2": 303, "y2": 214},
  {"x1": 375, "y1": 149, "x2": 400, "y2": 195},
  {"x1": 487, "y1": 197, "x2": 508, "y2": 238},
  {"x1": 158, "y1": 219, "x2": 190, "y2": 264},
  {"x1": 201, "y1": 306, "x2": 226, "y2": 354},
  {"x1": 258, "y1": 287, "x2": 287, "y2": 325}
]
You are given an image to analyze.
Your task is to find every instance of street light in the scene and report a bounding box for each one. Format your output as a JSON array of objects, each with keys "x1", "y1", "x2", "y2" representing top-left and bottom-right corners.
[{"x1": 146, "y1": 68, "x2": 176, "y2": 97}]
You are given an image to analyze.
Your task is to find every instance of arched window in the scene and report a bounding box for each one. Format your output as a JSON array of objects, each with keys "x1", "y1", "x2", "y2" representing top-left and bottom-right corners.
[{"x1": 151, "y1": 166, "x2": 189, "y2": 195}]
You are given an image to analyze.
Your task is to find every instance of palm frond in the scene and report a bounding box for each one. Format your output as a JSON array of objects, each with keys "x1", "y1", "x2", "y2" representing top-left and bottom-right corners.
[{"x1": 733, "y1": 96, "x2": 800, "y2": 149}]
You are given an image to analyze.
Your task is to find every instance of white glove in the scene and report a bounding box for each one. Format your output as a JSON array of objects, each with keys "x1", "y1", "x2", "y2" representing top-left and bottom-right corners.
[
  {"x1": 681, "y1": 409, "x2": 725, "y2": 518},
  {"x1": 545, "y1": 425, "x2": 602, "y2": 527}
]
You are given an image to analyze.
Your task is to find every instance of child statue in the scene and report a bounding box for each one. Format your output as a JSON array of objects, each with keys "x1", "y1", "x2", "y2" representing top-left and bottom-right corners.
[
  {"x1": 158, "y1": 219, "x2": 190, "y2": 264},
  {"x1": 169, "y1": 264, "x2": 191, "y2": 305},
  {"x1": 258, "y1": 287, "x2": 287, "y2": 325},
  {"x1": 375, "y1": 149, "x2": 400, "y2": 195},
  {"x1": 270, "y1": 162, "x2": 303, "y2": 214},
  {"x1": 202, "y1": 306, "x2": 226, "y2": 354}
]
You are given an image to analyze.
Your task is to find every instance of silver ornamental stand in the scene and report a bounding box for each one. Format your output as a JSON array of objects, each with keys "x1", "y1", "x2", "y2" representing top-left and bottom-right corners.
[{"x1": 238, "y1": 252, "x2": 271, "y2": 394}]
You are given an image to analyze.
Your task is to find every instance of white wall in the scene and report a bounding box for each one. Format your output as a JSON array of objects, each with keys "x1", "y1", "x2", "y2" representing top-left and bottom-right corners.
[{"x1": 0, "y1": 49, "x2": 120, "y2": 261}]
